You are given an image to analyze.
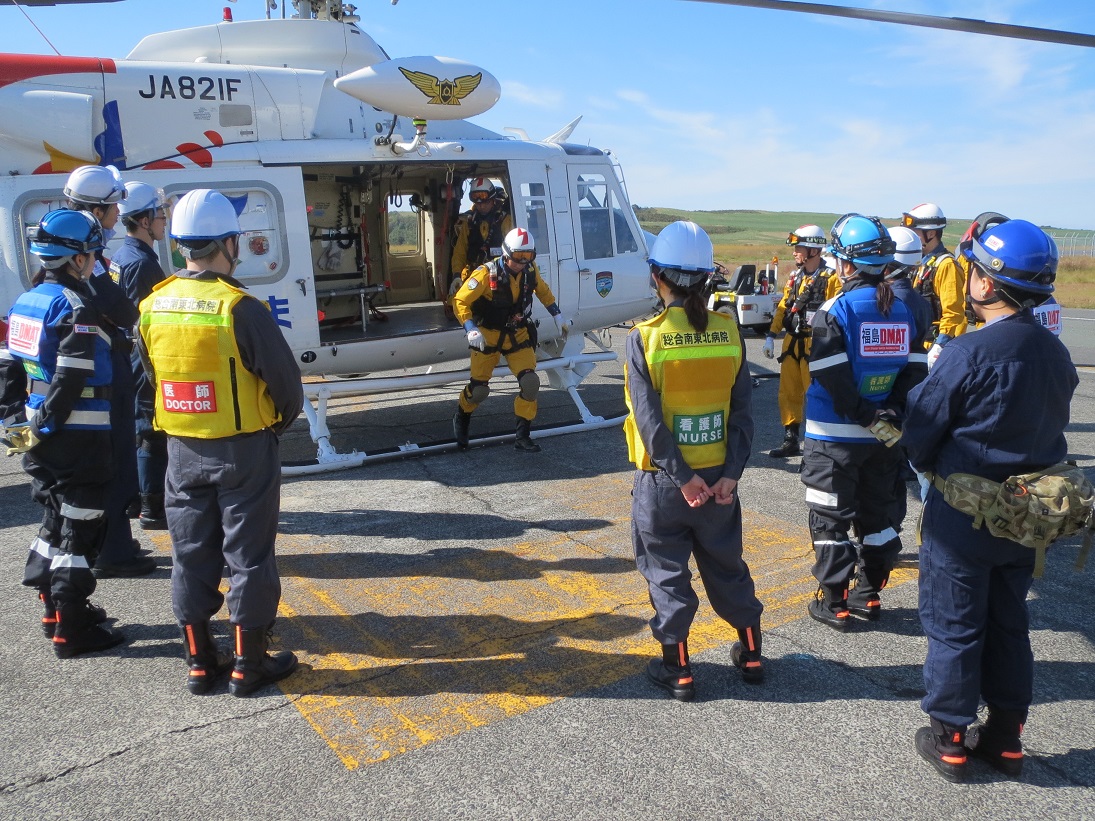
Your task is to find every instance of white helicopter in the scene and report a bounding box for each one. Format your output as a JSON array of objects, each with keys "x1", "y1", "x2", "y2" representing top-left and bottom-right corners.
[
  {"x1": 0, "y1": 0, "x2": 662, "y2": 473},
  {"x1": 1, "y1": 0, "x2": 1089, "y2": 474}
]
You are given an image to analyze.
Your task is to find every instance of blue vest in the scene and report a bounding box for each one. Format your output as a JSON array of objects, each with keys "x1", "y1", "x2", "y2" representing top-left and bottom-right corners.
[
  {"x1": 7, "y1": 282, "x2": 112, "y2": 431},
  {"x1": 805, "y1": 286, "x2": 912, "y2": 443}
]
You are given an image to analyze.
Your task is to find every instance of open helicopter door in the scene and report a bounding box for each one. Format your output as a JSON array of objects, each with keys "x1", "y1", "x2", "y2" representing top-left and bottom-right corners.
[
  {"x1": 565, "y1": 165, "x2": 647, "y2": 317},
  {"x1": 506, "y1": 160, "x2": 563, "y2": 322},
  {"x1": 0, "y1": 166, "x2": 319, "y2": 356}
]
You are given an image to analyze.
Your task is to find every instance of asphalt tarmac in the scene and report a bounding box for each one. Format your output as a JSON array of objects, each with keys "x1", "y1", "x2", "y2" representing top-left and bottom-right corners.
[{"x1": 1, "y1": 312, "x2": 1093, "y2": 820}]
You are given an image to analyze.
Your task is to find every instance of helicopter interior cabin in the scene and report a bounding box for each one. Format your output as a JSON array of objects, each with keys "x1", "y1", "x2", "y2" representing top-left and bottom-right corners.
[{"x1": 301, "y1": 161, "x2": 522, "y2": 344}]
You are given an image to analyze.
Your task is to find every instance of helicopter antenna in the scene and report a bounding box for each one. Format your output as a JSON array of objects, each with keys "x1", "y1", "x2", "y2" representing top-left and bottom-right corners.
[
  {"x1": 686, "y1": 0, "x2": 1095, "y2": 49},
  {"x1": 5, "y1": 0, "x2": 61, "y2": 55}
]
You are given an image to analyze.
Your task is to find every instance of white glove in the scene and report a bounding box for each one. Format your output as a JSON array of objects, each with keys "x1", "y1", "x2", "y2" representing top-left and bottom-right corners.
[
  {"x1": 466, "y1": 329, "x2": 485, "y2": 351},
  {"x1": 762, "y1": 337, "x2": 775, "y2": 359},
  {"x1": 553, "y1": 312, "x2": 572, "y2": 336},
  {"x1": 927, "y1": 343, "x2": 944, "y2": 369}
]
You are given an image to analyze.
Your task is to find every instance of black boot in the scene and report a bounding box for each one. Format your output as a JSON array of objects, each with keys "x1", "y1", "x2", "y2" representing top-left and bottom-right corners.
[
  {"x1": 38, "y1": 588, "x2": 106, "y2": 638},
  {"x1": 228, "y1": 624, "x2": 299, "y2": 697},
  {"x1": 125, "y1": 498, "x2": 141, "y2": 519},
  {"x1": 139, "y1": 493, "x2": 168, "y2": 531},
  {"x1": 915, "y1": 718, "x2": 968, "y2": 782},
  {"x1": 768, "y1": 425, "x2": 801, "y2": 458},
  {"x1": 181, "y1": 622, "x2": 233, "y2": 695},
  {"x1": 53, "y1": 600, "x2": 124, "y2": 659},
  {"x1": 646, "y1": 640, "x2": 695, "y2": 701},
  {"x1": 453, "y1": 408, "x2": 472, "y2": 450},
  {"x1": 730, "y1": 623, "x2": 763, "y2": 684},
  {"x1": 847, "y1": 567, "x2": 889, "y2": 621},
  {"x1": 966, "y1": 706, "x2": 1026, "y2": 777},
  {"x1": 808, "y1": 585, "x2": 850, "y2": 631},
  {"x1": 514, "y1": 417, "x2": 541, "y2": 453}
]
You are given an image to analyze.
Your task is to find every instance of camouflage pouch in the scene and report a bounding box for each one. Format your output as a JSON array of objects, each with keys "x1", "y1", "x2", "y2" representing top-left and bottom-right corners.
[{"x1": 931, "y1": 463, "x2": 1095, "y2": 577}]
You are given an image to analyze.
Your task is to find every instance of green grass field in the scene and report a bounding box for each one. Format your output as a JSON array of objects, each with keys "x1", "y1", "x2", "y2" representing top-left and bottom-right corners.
[{"x1": 635, "y1": 208, "x2": 1095, "y2": 309}]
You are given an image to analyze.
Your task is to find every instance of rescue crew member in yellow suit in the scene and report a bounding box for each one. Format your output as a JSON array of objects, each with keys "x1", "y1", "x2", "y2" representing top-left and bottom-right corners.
[
  {"x1": 625, "y1": 220, "x2": 764, "y2": 701},
  {"x1": 138, "y1": 189, "x2": 303, "y2": 697},
  {"x1": 452, "y1": 227, "x2": 570, "y2": 453},
  {"x1": 762, "y1": 225, "x2": 840, "y2": 458},
  {"x1": 902, "y1": 203, "x2": 966, "y2": 367},
  {"x1": 450, "y1": 177, "x2": 513, "y2": 286}
]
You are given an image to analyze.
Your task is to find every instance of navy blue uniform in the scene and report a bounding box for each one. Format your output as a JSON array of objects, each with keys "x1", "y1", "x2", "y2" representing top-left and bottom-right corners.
[
  {"x1": 110, "y1": 237, "x2": 168, "y2": 501},
  {"x1": 903, "y1": 311, "x2": 1077, "y2": 727},
  {"x1": 4, "y1": 269, "x2": 113, "y2": 607},
  {"x1": 85, "y1": 268, "x2": 141, "y2": 567}
]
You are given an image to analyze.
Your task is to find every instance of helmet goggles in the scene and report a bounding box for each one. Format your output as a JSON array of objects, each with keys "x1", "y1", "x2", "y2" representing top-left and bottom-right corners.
[
  {"x1": 968, "y1": 235, "x2": 1055, "y2": 294},
  {"x1": 508, "y1": 249, "x2": 536, "y2": 264},
  {"x1": 829, "y1": 213, "x2": 895, "y2": 262}
]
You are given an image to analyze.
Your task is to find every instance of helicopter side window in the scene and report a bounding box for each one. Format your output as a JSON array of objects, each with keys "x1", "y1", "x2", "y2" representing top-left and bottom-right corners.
[
  {"x1": 577, "y1": 176, "x2": 612, "y2": 260},
  {"x1": 520, "y1": 182, "x2": 551, "y2": 256}
]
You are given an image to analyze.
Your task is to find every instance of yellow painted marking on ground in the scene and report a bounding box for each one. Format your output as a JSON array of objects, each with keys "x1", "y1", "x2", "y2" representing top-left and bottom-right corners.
[{"x1": 270, "y1": 504, "x2": 919, "y2": 770}]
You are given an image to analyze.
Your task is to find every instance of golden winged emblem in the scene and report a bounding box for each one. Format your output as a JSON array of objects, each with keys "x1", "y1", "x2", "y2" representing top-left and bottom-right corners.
[{"x1": 399, "y1": 67, "x2": 483, "y2": 106}]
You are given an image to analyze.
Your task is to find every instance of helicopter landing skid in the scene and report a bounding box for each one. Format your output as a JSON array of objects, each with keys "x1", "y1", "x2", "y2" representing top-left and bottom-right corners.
[{"x1": 284, "y1": 342, "x2": 621, "y2": 476}]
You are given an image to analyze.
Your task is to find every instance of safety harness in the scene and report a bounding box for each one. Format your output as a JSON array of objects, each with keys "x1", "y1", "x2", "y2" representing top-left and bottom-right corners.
[{"x1": 472, "y1": 259, "x2": 538, "y2": 354}]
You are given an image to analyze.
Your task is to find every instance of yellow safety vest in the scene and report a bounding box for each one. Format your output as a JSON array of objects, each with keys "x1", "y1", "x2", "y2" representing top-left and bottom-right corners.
[
  {"x1": 624, "y1": 307, "x2": 744, "y2": 471},
  {"x1": 139, "y1": 275, "x2": 279, "y2": 438}
]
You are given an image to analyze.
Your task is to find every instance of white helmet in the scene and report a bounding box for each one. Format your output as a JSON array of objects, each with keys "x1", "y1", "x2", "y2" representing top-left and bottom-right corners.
[
  {"x1": 469, "y1": 176, "x2": 498, "y2": 203},
  {"x1": 787, "y1": 224, "x2": 827, "y2": 248},
  {"x1": 64, "y1": 165, "x2": 126, "y2": 206},
  {"x1": 649, "y1": 220, "x2": 714, "y2": 287},
  {"x1": 887, "y1": 225, "x2": 923, "y2": 269},
  {"x1": 170, "y1": 189, "x2": 240, "y2": 241},
  {"x1": 501, "y1": 227, "x2": 536, "y2": 262},
  {"x1": 902, "y1": 202, "x2": 946, "y2": 230},
  {"x1": 117, "y1": 182, "x2": 165, "y2": 217},
  {"x1": 170, "y1": 189, "x2": 240, "y2": 260}
]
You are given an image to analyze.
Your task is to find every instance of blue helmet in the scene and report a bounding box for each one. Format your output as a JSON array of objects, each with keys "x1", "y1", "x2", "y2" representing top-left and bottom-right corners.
[
  {"x1": 964, "y1": 219, "x2": 1056, "y2": 295},
  {"x1": 828, "y1": 213, "x2": 895, "y2": 275},
  {"x1": 29, "y1": 209, "x2": 105, "y2": 259}
]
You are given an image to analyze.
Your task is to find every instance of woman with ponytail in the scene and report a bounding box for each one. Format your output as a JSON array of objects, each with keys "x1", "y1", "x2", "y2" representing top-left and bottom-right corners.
[
  {"x1": 800, "y1": 214, "x2": 928, "y2": 632},
  {"x1": 624, "y1": 221, "x2": 764, "y2": 700}
]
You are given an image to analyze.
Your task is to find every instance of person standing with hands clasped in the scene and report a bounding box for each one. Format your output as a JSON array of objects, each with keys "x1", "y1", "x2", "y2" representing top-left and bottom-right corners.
[
  {"x1": 138, "y1": 189, "x2": 303, "y2": 697},
  {"x1": 903, "y1": 220, "x2": 1077, "y2": 782},
  {"x1": 3, "y1": 210, "x2": 123, "y2": 656},
  {"x1": 624, "y1": 221, "x2": 764, "y2": 701},
  {"x1": 801, "y1": 215, "x2": 927, "y2": 630}
]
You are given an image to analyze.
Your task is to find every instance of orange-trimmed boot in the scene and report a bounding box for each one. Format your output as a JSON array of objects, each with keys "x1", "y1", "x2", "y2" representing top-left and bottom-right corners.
[
  {"x1": 916, "y1": 718, "x2": 968, "y2": 783},
  {"x1": 730, "y1": 624, "x2": 763, "y2": 684},
  {"x1": 966, "y1": 706, "x2": 1025, "y2": 777},
  {"x1": 646, "y1": 640, "x2": 695, "y2": 702}
]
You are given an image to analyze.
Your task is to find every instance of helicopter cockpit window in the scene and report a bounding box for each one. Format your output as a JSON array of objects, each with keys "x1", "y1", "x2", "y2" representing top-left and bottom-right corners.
[
  {"x1": 576, "y1": 175, "x2": 612, "y2": 260},
  {"x1": 611, "y1": 189, "x2": 639, "y2": 255},
  {"x1": 520, "y1": 182, "x2": 551, "y2": 256},
  {"x1": 386, "y1": 196, "x2": 420, "y2": 255}
]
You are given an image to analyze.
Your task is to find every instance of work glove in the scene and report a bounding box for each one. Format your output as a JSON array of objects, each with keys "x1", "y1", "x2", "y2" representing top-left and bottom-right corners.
[
  {"x1": 466, "y1": 329, "x2": 486, "y2": 351},
  {"x1": 553, "y1": 312, "x2": 572, "y2": 337},
  {"x1": 3, "y1": 423, "x2": 40, "y2": 456},
  {"x1": 926, "y1": 343, "x2": 944, "y2": 369},
  {"x1": 867, "y1": 410, "x2": 902, "y2": 448},
  {"x1": 762, "y1": 337, "x2": 775, "y2": 359}
]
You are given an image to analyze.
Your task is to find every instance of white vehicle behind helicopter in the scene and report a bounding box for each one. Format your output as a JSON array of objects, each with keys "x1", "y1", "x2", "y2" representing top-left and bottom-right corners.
[{"x1": 0, "y1": 0, "x2": 659, "y2": 473}]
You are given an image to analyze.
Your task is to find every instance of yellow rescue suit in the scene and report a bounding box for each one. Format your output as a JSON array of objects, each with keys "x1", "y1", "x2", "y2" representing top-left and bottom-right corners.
[
  {"x1": 453, "y1": 258, "x2": 559, "y2": 421},
  {"x1": 768, "y1": 265, "x2": 839, "y2": 428}
]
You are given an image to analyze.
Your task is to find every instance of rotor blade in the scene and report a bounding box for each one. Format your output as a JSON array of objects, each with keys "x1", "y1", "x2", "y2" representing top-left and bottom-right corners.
[{"x1": 685, "y1": 0, "x2": 1095, "y2": 49}]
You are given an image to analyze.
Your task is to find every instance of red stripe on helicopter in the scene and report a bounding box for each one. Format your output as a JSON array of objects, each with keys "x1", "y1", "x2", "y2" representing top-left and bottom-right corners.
[{"x1": 0, "y1": 54, "x2": 117, "y2": 90}]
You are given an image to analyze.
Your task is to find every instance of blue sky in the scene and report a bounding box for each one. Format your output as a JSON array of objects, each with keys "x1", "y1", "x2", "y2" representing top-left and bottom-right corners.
[{"x1": 1, "y1": 0, "x2": 1092, "y2": 229}]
